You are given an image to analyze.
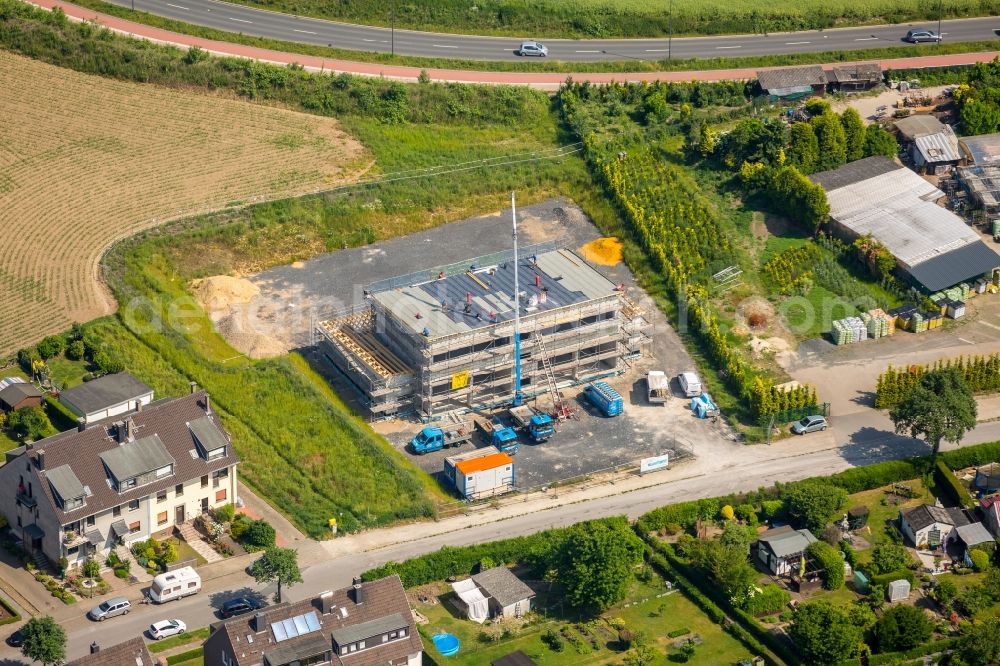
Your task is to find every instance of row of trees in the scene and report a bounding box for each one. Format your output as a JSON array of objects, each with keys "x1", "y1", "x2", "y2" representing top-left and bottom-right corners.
[{"x1": 876, "y1": 353, "x2": 1000, "y2": 408}]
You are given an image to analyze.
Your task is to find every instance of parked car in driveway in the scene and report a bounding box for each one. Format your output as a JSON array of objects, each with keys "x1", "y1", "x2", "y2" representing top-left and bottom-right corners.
[
  {"x1": 88, "y1": 596, "x2": 131, "y2": 621},
  {"x1": 219, "y1": 597, "x2": 262, "y2": 619},
  {"x1": 6, "y1": 629, "x2": 23, "y2": 647},
  {"x1": 904, "y1": 28, "x2": 942, "y2": 43},
  {"x1": 791, "y1": 415, "x2": 827, "y2": 434},
  {"x1": 517, "y1": 41, "x2": 549, "y2": 57},
  {"x1": 149, "y1": 619, "x2": 187, "y2": 640}
]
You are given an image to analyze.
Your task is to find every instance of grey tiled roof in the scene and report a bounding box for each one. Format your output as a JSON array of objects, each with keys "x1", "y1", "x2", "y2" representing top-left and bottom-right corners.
[
  {"x1": 329, "y1": 612, "x2": 407, "y2": 646},
  {"x1": 902, "y1": 504, "x2": 971, "y2": 531},
  {"x1": 472, "y1": 567, "x2": 535, "y2": 608},
  {"x1": 829, "y1": 63, "x2": 882, "y2": 83},
  {"x1": 45, "y1": 464, "x2": 85, "y2": 503},
  {"x1": 758, "y1": 527, "x2": 817, "y2": 559},
  {"x1": 0, "y1": 382, "x2": 43, "y2": 408},
  {"x1": 756, "y1": 65, "x2": 827, "y2": 92},
  {"x1": 59, "y1": 372, "x2": 152, "y2": 416},
  {"x1": 67, "y1": 636, "x2": 153, "y2": 666},
  {"x1": 99, "y1": 434, "x2": 175, "y2": 484}
]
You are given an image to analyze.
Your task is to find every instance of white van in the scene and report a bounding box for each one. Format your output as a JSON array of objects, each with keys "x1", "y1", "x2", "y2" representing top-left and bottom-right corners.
[
  {"x1": 149, "y1": 567, "x2": 201, "y2": 603},
  {"x1": 678, "y1": 372, "x2": 702, "y2": 398}
]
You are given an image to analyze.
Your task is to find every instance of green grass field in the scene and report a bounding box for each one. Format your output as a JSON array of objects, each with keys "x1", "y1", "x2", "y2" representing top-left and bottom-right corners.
[{"x1": 206, "y1": 0, "x2": 1000, "y2": 38}]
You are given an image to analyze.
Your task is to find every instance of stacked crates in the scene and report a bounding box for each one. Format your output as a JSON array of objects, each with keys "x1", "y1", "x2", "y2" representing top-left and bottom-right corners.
[
  {"x1": 864, "y1": 309, "x2": 892, "y2": 339},
  {"x1": 830, "y1": 316, "x2": 868, "y2": 345}
]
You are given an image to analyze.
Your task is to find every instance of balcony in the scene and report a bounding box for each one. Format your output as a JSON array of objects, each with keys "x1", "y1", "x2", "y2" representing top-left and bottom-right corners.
[
  {"x1": 62, "y1": 530, "x2": 87, "y2": 547},
  {"x1": 16, "y1": 492, "x2": 37, "y2": 509}
]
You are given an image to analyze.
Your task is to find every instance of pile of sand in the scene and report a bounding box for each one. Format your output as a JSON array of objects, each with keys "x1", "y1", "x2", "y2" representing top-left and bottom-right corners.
[
  {"x1": 216, "y1": 313, "x2": 287, "y2": 358},
  {"x1": 193, "y1": 275, "x2": 260, "y2": 311},
  {"x1": 579, "y1": 237, "x2": 623, "y2": 266}
]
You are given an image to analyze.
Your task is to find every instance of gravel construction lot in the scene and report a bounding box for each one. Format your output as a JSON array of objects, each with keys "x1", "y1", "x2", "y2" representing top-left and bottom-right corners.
[{"x1": 245, "y1": 197, "x2": 736, "y2": 489}]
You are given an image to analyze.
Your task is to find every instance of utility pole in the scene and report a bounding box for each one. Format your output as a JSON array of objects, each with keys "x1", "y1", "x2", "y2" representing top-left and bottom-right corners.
[
  {"x1": 391, "y1": 0, "x2": 396, "y2": 56},
  {"x1": 667, "y1": 0, "x2": 673, "y2": 62},
  {"x1": 937, "y1": 0, "x2": 942, "y2": 41}
]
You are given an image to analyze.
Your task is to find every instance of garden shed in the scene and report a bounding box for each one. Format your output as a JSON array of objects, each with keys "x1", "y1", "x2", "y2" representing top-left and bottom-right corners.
[
  {"x1": 0, "y1": 380, "x2": 43, "y2": 412},
  {"x1": 951, "y1": 521, "x2": 994, "y2": 559},
  {"x1": 888, "y1": 579, "x2": 911, "y2": 602},
  {"x1": 470, "y1": 566, "x2": 534, "y2": 620},
  {"x1": 900, "y1": 504, "x2": 970, "y2": 549},
  {"x1": 975, "y1": 463, "x2": 1000, "y2": 494},
  {"x1": 847, "y1": 506, "x2": 869, "y2": 529},
  {"x1": 755, "y1": 526, "x2": 817, "y2": 576},
  {"x1": 756, "y1": 66, "x2": 827, "y2": 100}
]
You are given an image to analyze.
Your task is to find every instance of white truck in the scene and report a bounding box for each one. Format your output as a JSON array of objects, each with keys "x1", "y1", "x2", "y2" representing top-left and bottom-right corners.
[{"x1": 646, "y1": 371, "x2": 669, "y2": 404}]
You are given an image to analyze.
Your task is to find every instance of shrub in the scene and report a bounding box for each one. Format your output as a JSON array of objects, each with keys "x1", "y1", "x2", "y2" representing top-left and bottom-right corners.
[
  {"x1": 807, "y1": 541, "x2": 845, "y2": 590},
  {"x1": 65, "y1": 339, "x2": 85, "y2": 360},
  {"x1": 542, "y1": 628, "x2": 564, "y2": 652},
  {"x1": 242, "y1": 519, "x2": 277, "y2": 551},
  {"x1": 667, "y1": 627, "x2": 690, "y2": 638},
  {"x1": 230, "y1": 514, "x2": 251, "y2": 540},
  {"x1": 970, "y1": 549, "x2": 990, "y2": 573},
  {"x1": 873, "y1": 604, "x2": 934, "y2": 652},
  {"x1": 36, "y1": 335, "x2": 65, "y2": 359},
  {"x1": 214, "y1": 504, "x2": 236, "y2": 523},
  {"x1": 742, "y1": 584, "x2": 790, "y2": 616},
  {"x1": 869, "y1": 542, "x2": 912, "y2": 576}
]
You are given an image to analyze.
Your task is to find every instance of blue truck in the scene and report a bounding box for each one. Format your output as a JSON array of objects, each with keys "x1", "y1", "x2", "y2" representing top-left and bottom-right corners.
[
  {"x1": 508, "y1": 405, "x2": 555, "y2": 443},
  {"x1": 584, "y1": 381, "x2": 624, "y2": 417},
  {"x1": 410, "y1": 419, "x2": 473, "y2": 455},
  {"x1": 478, "y1": 416, "x2": 520, "y2": 455}
]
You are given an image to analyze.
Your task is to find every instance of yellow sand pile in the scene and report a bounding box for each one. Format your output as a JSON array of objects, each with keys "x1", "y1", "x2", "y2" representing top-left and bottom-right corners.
[
  {"x1": 192, "y1": 275, "x2": 260, "y2": 310},
  {"x1": 579, "y1": 237, "x2": 623, "y2": 266}
]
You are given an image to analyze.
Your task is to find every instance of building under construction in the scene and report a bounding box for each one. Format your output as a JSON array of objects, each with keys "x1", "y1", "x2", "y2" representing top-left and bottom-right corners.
[{"x1": 317, "y1": 246, "x2": 650, "y2": 420}]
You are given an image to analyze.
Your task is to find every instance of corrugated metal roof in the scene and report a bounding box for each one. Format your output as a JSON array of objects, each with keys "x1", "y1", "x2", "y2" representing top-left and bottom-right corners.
[
  {"x1": 894, "y1": 115, "x2": 948, "y2": 141},
  {"x1": 905, "y1": 241, "x2": 1000, "y2": 292},
  {"x1": 823, "y1": 165, "x2": 980, "y2": 268},
  {"x1": 959, "y1": 132, "x2": 1000, "y2": 166},
  {"x1": 371, "y1": 249, "x2": 617, "y2": 339},
  {"x1": 958, "y1": 165, "x2": 1000, "y2": 208},
  {"x1": 811, "y1": 156, "x2": 899, "y2": 191},
  {"x1": 915, "y1": 130, "x2": 960, "y2": 163},
  {"x1": 756, "y1": 65, "x2": 826, "y2": 92}
]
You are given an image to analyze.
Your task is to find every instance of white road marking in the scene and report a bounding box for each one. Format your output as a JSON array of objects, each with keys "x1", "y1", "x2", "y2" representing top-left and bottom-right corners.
[
  {"x1": 432, "y1": 44, "x2": 458, "y2": 48},
  {"x1": 576, "y1": 50, "x2": 600, "y2": 53},
  {"x1": 855, "y1": 37, "x2": 879, "y2": 41},
  {"x1": 785, "y1": 41, "x2": 810, "y2": 44},
  {"x1": 958, "y1": 338, "x2": 974, "y2": 344},
  {"x1": 716, "y1": 45, "x2": 742, "y2": 49},
  {"x1": 229, "y1": 17, "x2": 251, "y2": 23},
  {"x1": 166, "y1": 3, "x2": 188, "y2": 9},
  {"x1": 293, "y1": 29, "x2": 317, "y2": 34},
  {"x1": 980, "y1": 319, "x2": 1000, "y2": 332},
  {"x1": 363, "y1": 38, "x2": 376, "y2": 42},
  {"x1": 645, "y1": 48, "x2": 670, "y2": 52}
]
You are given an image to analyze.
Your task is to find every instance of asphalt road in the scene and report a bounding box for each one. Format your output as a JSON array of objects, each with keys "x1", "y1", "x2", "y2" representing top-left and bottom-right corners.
[{"x1": 98, "y1": 0, "x2": 1000, "y2": 62}]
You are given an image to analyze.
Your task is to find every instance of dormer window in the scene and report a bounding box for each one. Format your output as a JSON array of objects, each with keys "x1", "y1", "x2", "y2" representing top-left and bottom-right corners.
[
  {"x1": 47, "y1": 465, "x2": 87, "y2": 512},
  {"x1": 99, "y1": 435, "x2": 175, "y2": 494},
  {"x1": 188, "y1": 416, "x2": 229, "y2": 461}
]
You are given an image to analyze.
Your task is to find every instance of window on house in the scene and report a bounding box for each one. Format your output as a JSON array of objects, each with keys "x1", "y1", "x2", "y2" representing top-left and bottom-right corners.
[
  {"x1": 201, "y1": 475, "x2": 208, "y2": 488},
  {"x1": 206, "y1": 446, "x2": 226, "y2": 461},
  {"x1": 155, "y1": 465, "x2": 173, "y2": 478},
  {"x1": 157, "y1": 512, "x2": 168, "y2": 526},
  {"x1": 120, "y1": 478, "x2": 136, "y2": 491},
  {"x1": 215, "y1": 489, "x2": 227, "y2": 503},
  {"x1": 128, "y1": 521, "x2": 140, "y2": 534},
  {"x1": 67, "y1": 545, "x2": 79, "y2": 555},
  {"x1": 399, "y1": 628, "x2": 406, "y2": 637},
  {"x1": 128, "y1": 499, "x2": 140, "y2": 512},
  {"x1": 157, "y1": 490, "x2": 167, "y2": 503},
  {"x1": 113, "y1": 506, "x2": 121, "y2": 517},
  {"x1": 175, "y1": 484, "x2": 184, "y2": 497}
]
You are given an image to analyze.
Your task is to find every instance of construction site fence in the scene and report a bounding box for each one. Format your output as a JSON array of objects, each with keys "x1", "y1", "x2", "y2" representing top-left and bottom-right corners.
[{"x1": 366, "y1": 240, "x2": 563, "y2": 295}]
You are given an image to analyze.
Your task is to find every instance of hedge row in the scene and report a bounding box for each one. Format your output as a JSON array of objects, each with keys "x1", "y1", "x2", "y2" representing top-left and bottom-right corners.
[
  {"x1": 361, "y1": 516, "x2": 628, "y2": 587},
  {"x1": 646, "y1": 539, "x2": 799, "y2": 665},
  {"x1": 166, "y1": 648, "x2": 204, "y2": 665},
  {"x1": 837, "y1": 637, "x2": 958, "y2": 666},
  {"x1": 0, "y1": 594, "x2": 20, "y2": 626},
  {"x1": 869, "y1": 569, "x2": 915, "y2": 588},
  {"x1": 934, "y1": 460, "x2": 976, "y2": 509}
]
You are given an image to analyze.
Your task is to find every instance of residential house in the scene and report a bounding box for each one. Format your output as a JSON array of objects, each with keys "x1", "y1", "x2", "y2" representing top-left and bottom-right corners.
[
  {"x1": 899, "y1": 504, "x2": 970, "y2": 548},
  {"x1": 203, "y1": 575, "x2": 423, "y2": 666},
  {"x1": 756, "y1": 66, "x2": 827, "y2": 100},
  {"x1": 756, "y1": 526, "x2": 818, "y2": 576},
  {"x1": 0, "y1": 380, "x2": 43, "y2": 412},
  {"x1": 980, "y1": 494, "x2": 1000, "y2": 537},
  {"x1": 0, "y1": 387, "x2": 238, "y2": 569},
  {"x1": 492, "y1": 652, "x2": 537, "y2": 666},
  {"x1": 470, "y1": 566, "x2": 534, "y2": 620},
  {"x1": 68, "y1": 637, "x2": 154, "y2": 666},
  {"x1": 827, "y1": 63, "x2": 882, "y2": 93},
  {"x1": 59, "y1": 372, "x2": 154, "y2": 425},
  {"x1": 950, "y1": 522, "x2": 994, "y2": 561}
]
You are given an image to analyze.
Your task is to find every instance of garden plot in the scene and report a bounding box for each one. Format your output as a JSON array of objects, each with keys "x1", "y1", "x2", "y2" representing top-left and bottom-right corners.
[{"x1": 0, "y1": 51, "x2": 366, "y2": 356}]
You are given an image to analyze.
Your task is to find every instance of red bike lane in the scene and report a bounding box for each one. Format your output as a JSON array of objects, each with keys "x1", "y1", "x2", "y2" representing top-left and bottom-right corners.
[{"x1": 29, "y1": 0, "x2": 1000, "y2": 88}]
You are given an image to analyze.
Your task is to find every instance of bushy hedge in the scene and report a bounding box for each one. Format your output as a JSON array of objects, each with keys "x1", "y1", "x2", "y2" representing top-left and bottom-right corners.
[
  {"x1": 869, "y1": 569, "x2": 915, "y2": 589},
  {"x1": 807, "y1": 542, "x2": 845, "y2": 591},
  {"x1": 743, "y1": 584, "x2": 791, "y2": 616},
  {"x1": 166, "y1": 648, "x2": 204, "y2": 665},
  {"x1": 362, "y1": 517, "x2": 630, "y2": 587},
  {"x1": 934, "y1": 460, "x2": 976, "y2": 508}
]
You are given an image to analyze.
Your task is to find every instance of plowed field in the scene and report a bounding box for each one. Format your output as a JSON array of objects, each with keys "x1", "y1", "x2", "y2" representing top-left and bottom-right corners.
[{"x1": 0, "y1": 51, "x2": 366, "y2": 356}]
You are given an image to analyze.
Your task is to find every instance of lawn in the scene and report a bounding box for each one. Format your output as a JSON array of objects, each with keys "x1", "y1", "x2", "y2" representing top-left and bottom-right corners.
[
  {"x1": 845, "y1": 478, "x2": 937, "y2": 569},
  {"x1": 149, "y1": 628, "x2": 210, "y2": 654},
  {"x1": 417, "y1": 575, "x2": 751, "y2": 665}
]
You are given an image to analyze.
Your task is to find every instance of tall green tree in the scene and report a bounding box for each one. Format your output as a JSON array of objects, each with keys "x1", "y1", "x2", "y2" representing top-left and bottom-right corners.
[
  {"x1": 869, "y1": 541, "x2": 911, "y2": 575},
  {"x1": 961, "y1": 98, "x2": 1000, "y2": 135},
  {"x1": 553, "y1": 519, "x2": 644, "y2": 611},
  {"x1": 20, "y1": 616, "x2": 66, "y2": 666},
  {"x1": 864, "y1": 125, "x2": 898, "y2": 158},
  {"x1": 788, "y1": 122, "x2": 819, "y2": 173},
  {"x1": 8, "y1": 406, "x2": 54, "y2": 442},
  {"x1": 250, "y1": 547, "x2": 303, "y2": 603},
  {"x1": 783, "y1": 479, "x2": 848, "y2": 532},
  {"x1": 806, "y1": 541, "x2": 845, "y2": 590},
  {"x1": 890, "y1": 367, "x2": 977, "y2": 457},
  {"x1": 811, "y1": 112, "x2": 848, "y2": 171},
  {"x1": 840, "y1": 108, "x2": 866, "y2": 162},
  {"x1": 789, "y1": 601, "x2": 864, "y2": 665},
  {"x1": 873, "y1": 604, "x2": 933, "y2": 652},
  {"x1": 693, "y1": 539, "x2": 758, "y2": 600}
]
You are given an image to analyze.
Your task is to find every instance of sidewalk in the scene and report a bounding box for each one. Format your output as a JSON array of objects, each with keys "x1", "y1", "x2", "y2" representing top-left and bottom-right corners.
[
  {"x1": 27, "y1": 0, "x2": 1000, "y2": 88},
  {"x1": 237, "y1": 482, "x2": 306, "y2": 546}
]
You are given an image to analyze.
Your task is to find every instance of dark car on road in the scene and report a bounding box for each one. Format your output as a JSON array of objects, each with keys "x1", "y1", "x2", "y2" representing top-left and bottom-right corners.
[
  {"x1": 905, "y1": 29, "x2": 942, "y2": 43},
  {"x1": 220, "y1": 597, "x2": 262, "y2": 619},
  {"x1": 6, "y1": 629, "x2": 23, "y2": 647}
]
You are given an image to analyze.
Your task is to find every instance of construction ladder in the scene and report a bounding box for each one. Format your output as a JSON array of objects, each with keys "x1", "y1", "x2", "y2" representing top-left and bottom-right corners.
[{"x1": 534, "y1": 332, "x2": 573, "y2": 421}]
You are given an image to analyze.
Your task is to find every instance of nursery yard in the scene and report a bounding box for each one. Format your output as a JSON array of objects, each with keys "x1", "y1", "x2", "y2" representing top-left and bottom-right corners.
[{"x1": 0, "y1": 51, "x2": 366, "y2": 357}]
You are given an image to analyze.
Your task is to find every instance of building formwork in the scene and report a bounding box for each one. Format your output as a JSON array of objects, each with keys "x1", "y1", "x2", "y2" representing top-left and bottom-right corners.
[{"x1": 317, "y1": 248, "x2": 650, "y2": 420}]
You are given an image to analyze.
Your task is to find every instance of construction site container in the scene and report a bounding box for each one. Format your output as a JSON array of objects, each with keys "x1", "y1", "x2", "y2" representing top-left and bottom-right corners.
[
  {"x1": 585, "y1": 382, "x2": 623, "y2": 417},
  {"x1": 444, "y1": 448, "x2": 515, "y2": 500},
  {"x1": 646, "y1": 371, "x2": 669, "y2": 404}
]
